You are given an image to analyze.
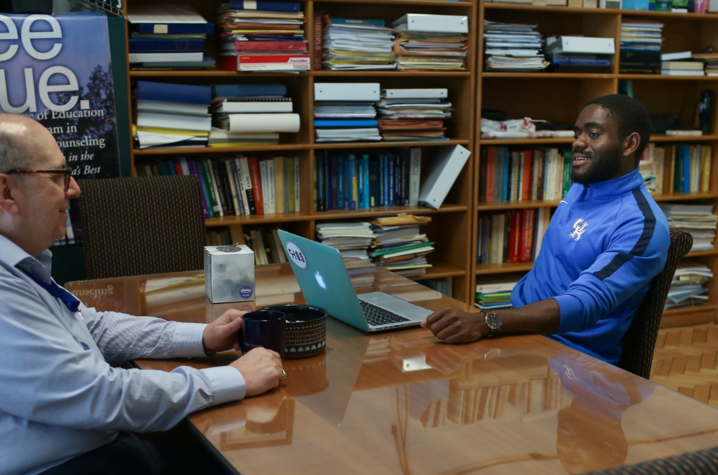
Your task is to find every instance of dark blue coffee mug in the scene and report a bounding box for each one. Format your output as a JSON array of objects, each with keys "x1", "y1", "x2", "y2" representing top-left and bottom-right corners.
[{"x1": 238, "y1": 310, "x2": 286, "y2": 360}]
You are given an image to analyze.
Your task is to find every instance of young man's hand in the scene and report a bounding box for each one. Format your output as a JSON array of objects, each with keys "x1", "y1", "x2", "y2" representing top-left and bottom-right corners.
[{"x1": 420, "y1": 307, "x2": 487, "y2": 343}]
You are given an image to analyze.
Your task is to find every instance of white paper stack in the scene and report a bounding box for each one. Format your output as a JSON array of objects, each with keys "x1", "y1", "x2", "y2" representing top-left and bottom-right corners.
[
  {"x1": 659, "y1": 203, "x2": 717, "y2": 251},
  {"x1": 483, "y1": 20, "x2": 548, "y2": 71},
  {"x1": 323, "y1": 18, "x2": 396, "y2": 70},
  {"x1": 391, "y1": 14, "x2": 469, "y2": 71},
  {"x1": 316, "y1": 221, "x2": 376, "y2": 260}
]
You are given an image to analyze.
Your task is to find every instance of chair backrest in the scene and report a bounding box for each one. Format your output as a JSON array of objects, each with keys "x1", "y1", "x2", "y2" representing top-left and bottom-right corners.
[
  {"x1": 580, "y1": 445, "x2": 718, "y2": 475},
  {"x1": 77, "y1": 176, "x2": 205, "y2": 279},
  {"x1": 617, "y1": 228, "x2": 693, "y2": 379}
]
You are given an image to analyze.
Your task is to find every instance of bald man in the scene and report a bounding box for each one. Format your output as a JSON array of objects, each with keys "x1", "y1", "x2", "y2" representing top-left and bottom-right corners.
[{"x1": 0, "y1": 114, "x2": 282, "y2": 475}]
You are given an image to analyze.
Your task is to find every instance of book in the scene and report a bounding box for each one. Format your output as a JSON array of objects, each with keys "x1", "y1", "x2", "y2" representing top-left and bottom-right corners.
[
  {"x1": 221, "y1": 40, "x2": 308, "y2": 52},
  {"x1": 136, "y1": 81, "x2": 212, "y2": 105},
  {"x1": 248, "y1": 157, "x2": 265, "y2": 214},
  {"x1": 213, "y1": 84, "x2": 287, "y2": 97},
  {"x1": 128, "y1": 4, "x2": 214, "y2": 35},
  {"x1": 221, "y1": 0, "x2": 302, "y2": 11},
  {"x1": 211, "y1": 98, "x2": 293, "y2": 113},
  {"x1": 218, "y1": 53, "x2": 311, "y2": 71},
  {"x1": 128, "y1": 38, "x2": 205, "y2": 52},
  {"x1": 313, "y1": 10, "x2": 324, "y2": 71}
]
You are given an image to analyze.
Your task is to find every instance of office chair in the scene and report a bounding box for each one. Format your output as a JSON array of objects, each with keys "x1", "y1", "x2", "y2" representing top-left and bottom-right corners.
[
  {"x1": 580, "y1": 445, "x2": 718, "y2": 475},
  {"x1": 77, "y1": 175, "x2": 205, "y2": 279},
  {"x1": 617, "y1": 228, "x2": 693, "y2": 379}
]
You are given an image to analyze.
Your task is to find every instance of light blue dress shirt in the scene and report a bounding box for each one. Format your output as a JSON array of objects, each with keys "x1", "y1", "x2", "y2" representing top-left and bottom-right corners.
[{"x1": 0, "y1": 235, "x2": 246, "y2": 475}]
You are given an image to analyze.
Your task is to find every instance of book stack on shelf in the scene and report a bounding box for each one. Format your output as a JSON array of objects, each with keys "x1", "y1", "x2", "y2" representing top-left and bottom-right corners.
[
  {"x1": 377, "y1": 88, "x2": 451, "y2": 142},
  {"x1": 216, "y1": 0, "x2": 310, "y2": 72},
  {"x1": 391, "y1": 14, "x2": 469, "y2": 71},
  {"x1": 321, "y1": 16, "x2": 396, "y2": 71},
  {"x1": 368, "y1": 215, "x2": 434, "y2": 279},
  {"x1": 315, "y1": 222, "x2": 376, "y2": 260},
  {"x1": 134, "y1": 81, "x2": 211, "y2": 149},
  {"x1": 210, "y1": 83, "x2": 299, "y2": 146},
  {"x1": 474, "y1": 277, "x2": 519, "y2": 311},
  {"x1": 479, "y1": 147, "x2": 572, "y2": 203},
  {"x1": 314, "y1": 148, "x2": 422, "y2": 211},
  {"x1": 665, "y1": 259, "x2": 712, "y2": 310},
  {"x1": 476, "y1": 209, "x2": 547, "y2": 266},
  {"x1": 544, "y1": 36, "x2": 615, "y2": 74},
  {"x1": 483, "y1": 20, "x2": 547, "y2": 72},
  {"x1": 136, "y1": 155, "x2": 300, "y2": 217},
  {"x1": 314, "y1": 83, "x2": 381, "y2": 142},
  {"x1": 659, "y1": 203, "x2": 716, "y2": 252},
  {"x1": 244, "y1": 227, "x2": 289, "y2": 265},
  {"x1": 127, "y1": 4, "x2": 215, "y2": 68},
  {"x1": 693, "y1": 51, "x2": 718, "y2": 77},
  {"x1": 660, "y1": 51, "x2": 705, "y2": 77},
  {"x1": 619, "y1": 20, "x2": 663, "y2": 74}
]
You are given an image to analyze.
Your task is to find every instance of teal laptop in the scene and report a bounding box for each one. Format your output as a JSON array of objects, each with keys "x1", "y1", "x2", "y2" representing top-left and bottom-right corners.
[{"x1": 278, "y1": 230, "x2": 432, "y2": 332}]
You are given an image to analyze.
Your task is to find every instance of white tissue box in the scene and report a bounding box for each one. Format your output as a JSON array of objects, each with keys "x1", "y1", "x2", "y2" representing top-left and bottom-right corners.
[{"x1": 204, "y1": 245, "x2": 255, "y2": 303}]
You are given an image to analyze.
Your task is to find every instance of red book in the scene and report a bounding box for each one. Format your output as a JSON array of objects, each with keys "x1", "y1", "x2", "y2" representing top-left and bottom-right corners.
[
  {"x1": 521, "y1": 150, "x2": 532, "y2": 201},
  {"x1": 218, "y1": 53, "x2": 311, "y2": 71},
  {"x1": 228, "y1": 40, "x2": 308, "y2": 52},
  {"x1": 247, "y1": 157, "x2": 265, "y2": 215},
  {"x1": 519, "y1": 209, "x2": 535, "y2": 262},
  {"x1": 313, "y1": 10, "x2": 324, "y2": 71},
  {"x1": 485, "y1": 147, "x2": 495, "y2": 203},
  {"x1": 508, "y1": 210, "x2": 521, "y2": 263}
]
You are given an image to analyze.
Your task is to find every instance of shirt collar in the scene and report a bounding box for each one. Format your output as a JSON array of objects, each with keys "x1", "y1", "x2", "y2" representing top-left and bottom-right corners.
[
  {"x1": 0, "y1": 234, "x2": 52, "y2": 282},
  {"x1": 582, "y1": 168, "x2": 643, "y2": 199}
]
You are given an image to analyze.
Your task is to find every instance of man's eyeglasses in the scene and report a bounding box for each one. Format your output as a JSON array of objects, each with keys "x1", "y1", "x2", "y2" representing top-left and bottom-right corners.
[{"x1": 4, "y1": 168, "x2": 73, "y2": 191}]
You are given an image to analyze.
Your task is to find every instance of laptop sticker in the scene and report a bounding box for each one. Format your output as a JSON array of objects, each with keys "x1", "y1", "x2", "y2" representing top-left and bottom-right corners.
[{"x1": 286, "y1": 241, "x2": 308, "y2": 270}]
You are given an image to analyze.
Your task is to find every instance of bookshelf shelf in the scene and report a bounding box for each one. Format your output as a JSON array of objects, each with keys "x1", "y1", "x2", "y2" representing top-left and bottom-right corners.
[
  {"x1": 485, "y1": 3, "x2": 718, "y2": 20},
  {"x1": 685, "y1": 249, "x2": 718, "y2": 257},
  {"x1": 205, "y1": 214, "x2": 308, "y2": 228},
  {"x1": 476, "y1": 200, "x2": 560, "y2": 211},
  {"x1": 663, "y1": 304, "x2": 717, "y2": 316},
  {"x1": 661, "y1": 304, "x2": 718, "y2": 329},
  {"x1": 134, "y1": 144, "x2": 312, "y2": 156},
  {"x1": 478, "y1": 138, "x2": 574, "y2": 145},
  {"x1": 318, "y1": 0, "x2": 473, "y2": 6},
  {"x1": 313, "y1": 204, "x2": 468, "y2": 220},
  {"x1": 475, "y1": 262, "x2": 534, "y2": 275},
  {"x1": 651, "y1": 135, "x2": 718, "y2": 142},
  {"x1": 129, "y1": 70, "x2": 311, "y2": 78},
  {"x1": 619, "y1": 74, "x2": 718, "y2": 81},
  {"x1": 482, "y1": 72, "x2": 615, "y2": 79},
  {"x1": 313, "y1": 139, "x2": 470, "y2": 149},
  {"x1": 310, "y1": 71, "x2": 472, "y2": 77},
  {"x1": 420, "y1": 263, "x2": 466, "y2": 279},
  {"x1": 652, "y1": 192, "x2": 718, "y2": 202}
]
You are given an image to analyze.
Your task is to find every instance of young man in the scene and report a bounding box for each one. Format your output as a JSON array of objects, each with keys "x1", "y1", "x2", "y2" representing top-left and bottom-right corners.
[
  {"x1": 0, "y1": 114, "x2": 283, "y2": 475},
  {"x1": 422, "y1": 94, "x2": 670, "y2": 364}
]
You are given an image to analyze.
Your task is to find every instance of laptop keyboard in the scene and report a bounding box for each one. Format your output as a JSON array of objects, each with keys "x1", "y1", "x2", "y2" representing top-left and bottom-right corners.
[{"x1": 359, "y1": 300, "x2": 411, "y2": 327}]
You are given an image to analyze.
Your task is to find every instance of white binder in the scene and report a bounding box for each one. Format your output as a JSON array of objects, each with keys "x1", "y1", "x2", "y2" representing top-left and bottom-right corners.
[
  {"x1": 314, "y1": 83, "x2": 381, "y2": 102},
  {"x1": 418, "y1": 145, "x2": 471, "y2": 210},
  {"x1": 545, "y1": 36, "x2": 615, "y2": 55},
  {"x1": 390, "y1": 14, "x2": 469, "y2": 34},
  {"x1": 383, "y1": 88, "x2": 448, "y2": 99}
]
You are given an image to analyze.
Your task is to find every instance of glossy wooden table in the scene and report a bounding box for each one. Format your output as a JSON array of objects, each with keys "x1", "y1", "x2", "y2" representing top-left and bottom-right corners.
[{"x1": 66, "y1": 263, "x2": 718, "y2": 475}]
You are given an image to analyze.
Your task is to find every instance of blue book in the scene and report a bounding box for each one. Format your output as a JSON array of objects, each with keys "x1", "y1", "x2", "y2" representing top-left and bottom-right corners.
[
  {"x1": 137, "y1": 81, "x2": 211, "y2": 105},
  {"x1": 549, "y1": 57, "x2": 612, "y2": 67},
  {"x1": 682, "y1": 146, "x2": 691, "y2": 193},
  {"x1": 328, "y1": 18, "x2": 385, "y2": 27},
  {"x1": 187, "y1": 159, "x2": 212, "y2": 218},
  {"x1": 387, "y1": 154, "x2": 396, "y2": 207},
  {"x1": 361, "y1": 155, "x2": 370, "y2": 209},
  {"x1": 314, "y1": 119, "x2": 379, "y2": 128},
  {"x1": 337, "y1": 155, "x2": 345, "y2": 210},
  {"x1": 225, "y1": 0, "x2": 302, "y2": 12},
  {"x1": 128, "y1": 38, "x2": 205, "y2": 52},
  {"x1": 347, "y1": 155, "x2": 357, "y2": 211},
  {"x1": 501, "y1": 148, "x2": 509, "y2": 203},
  {"x1": 134, "y1": 23, "x2": 214, "y2": 35},
  {"x1": 357, "y1": 156, "x2": 366, "y2": 209},
  {"x1": 158, "y1": 160, "x2": 175, "y2": 176},
  {"x1": 368, "y1": 155, "x2": 379, "y2": 208},
  {"x1": 213, "y1": 84, "x2": 287, "y2": 98},
  {"x1": 379, "y1": 154, "x2": 386, "y2": 207},
  {"x1": 136, "y1": 55, "x2": 216, "y2": 69}
]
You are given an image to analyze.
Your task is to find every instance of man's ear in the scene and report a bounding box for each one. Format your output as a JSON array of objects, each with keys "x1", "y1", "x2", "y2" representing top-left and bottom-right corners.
[
  {"x1": 0, "y1": 174, "x2": 20, "y2": 216},
  {"x1": 623, "y1": 132, "x2": 641, "y2": 159}
]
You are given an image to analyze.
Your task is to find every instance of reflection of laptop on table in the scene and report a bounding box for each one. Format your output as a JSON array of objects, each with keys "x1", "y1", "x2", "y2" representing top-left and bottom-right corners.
[{"x1": 278, "y1": 230, "x2": 432, "y2": 332}]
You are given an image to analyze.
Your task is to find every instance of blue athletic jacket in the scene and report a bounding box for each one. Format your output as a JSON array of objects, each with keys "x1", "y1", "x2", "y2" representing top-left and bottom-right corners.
[{"x1": 510, "y1": 168, "x2": 670, "y2": 363}]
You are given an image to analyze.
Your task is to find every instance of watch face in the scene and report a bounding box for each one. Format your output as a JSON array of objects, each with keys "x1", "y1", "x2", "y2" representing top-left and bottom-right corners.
[{"x1": 486, "y1": 313, "x2": 502, "y2": 330}]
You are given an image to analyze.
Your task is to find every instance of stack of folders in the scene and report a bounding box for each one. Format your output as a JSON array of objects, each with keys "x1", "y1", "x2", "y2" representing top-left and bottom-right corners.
[
  {"x1": 693, "y1": 51, "x2": 718, "y2": 76},
  {"x1": 377, "y1": 89, "x2": 451, "y2": 141},
  {"x1": 314, "y1": 148, "x2": 422, "y2": 211},
  {"x1": 216, "y1": 0, "x2": 310, "y2": 72},
  {"x1": 315, "y1": 222, "x2": 376, "y2": 260},
  {"x1": 474, "y1": 278, "x2": 518, "y2": 311},
  {"x1": 390, "y1": 14, "x2": 469, "y2": 71},
  {"x1": 314, "y1": 83, "x2": 381, "y2": 142},
  {"x1": 369, "y1": 215, "x2": 434, "y2": 279},
  {"x1": 619, "y1": 21, "x2": 663, "y2": 74},
  {"x1": 665, "y1": 259, "x2": 712, "y2": 309},
  {"x1": 544, "y1": 36, "x2": 614, "y2": 73},
  {"x1": 127, "y1": 4, "x2": 215, "y2": 68},
  {"x1": 483, "y1": 20, "x2": 547, "y2": 72},
  {"x1": 134, "y1": 81, "x2": 212, "y2": 149},
  {"x1": 322, "y1": 16, "x2": 396, "y2": 70},
  {"x1": 659, "y1": 203, "x2": 717, "y2": 252},
  {"x1": 210, "y1": 83, "x2": 299, "y2": 145}
]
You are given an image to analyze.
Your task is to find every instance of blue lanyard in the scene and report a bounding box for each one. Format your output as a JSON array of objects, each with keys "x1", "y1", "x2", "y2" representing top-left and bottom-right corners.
[{"x1": 24, "y1": 273, "x2": 81, "y2": 313}]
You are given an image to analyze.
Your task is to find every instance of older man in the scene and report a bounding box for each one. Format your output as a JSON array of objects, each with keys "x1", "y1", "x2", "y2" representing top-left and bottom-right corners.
[{"x1": 0, "y1": 114, "x2": 283, "y2": 475}]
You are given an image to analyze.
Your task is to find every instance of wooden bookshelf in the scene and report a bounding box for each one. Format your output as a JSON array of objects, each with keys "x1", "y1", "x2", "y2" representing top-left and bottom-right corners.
[
  {"x1": 122, "y1": 0, "x2": 477, "y2": 302},
  {"x1": 473, "y1": 4, "x2": 718, "y2": 324}
]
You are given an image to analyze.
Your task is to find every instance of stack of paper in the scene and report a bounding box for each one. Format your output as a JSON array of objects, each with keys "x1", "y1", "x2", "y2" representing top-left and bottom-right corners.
[
  {"x1": 693, "y1": 51, "x2": 718, "y2": 77},
  {"x1": 377, "y1": 88, "x2": 451, "y2": 141},
  {"x1": 315, "y1": 221, "x2": 376, "y2": 260},
  {"x1": 665, "y1": 259, "x2": 712, "y2": 309},
  {"x1": 314, "y1": 83, "x2": 381, "y2": 142},
  {"x1": 134, "y1": 81, "x2": 211, "y2": 149},
  {"x1": 391, "y1": 14, "x2": 469, "y2": 71},
  {"x1": 322, "y1": 17, "x2": 396, "y2": 70},
  {"x1": 209, "y1": 83, "x2": 298, "y2": 144},
  {"x1": 369, "y1": 215, "x2": 433, "y2": 279},
  {"x1": 474, "y1": 277, "x2": 518, "y2": 310},
  {"x1": 620, "y1": 20, "x2": 663, "y2": 52},
  {"x1": 216, "y1": 0, "x2": 310, "y2": 71},
  {"x1": 659, "y1": 203, "x2": 717, "y2": 251},
  {"x1": 483, "y1": 20, "x2": 548, "y2": 72},
  {"x1": 127, "y1": 4, "x2": 214, "y2": 67}
]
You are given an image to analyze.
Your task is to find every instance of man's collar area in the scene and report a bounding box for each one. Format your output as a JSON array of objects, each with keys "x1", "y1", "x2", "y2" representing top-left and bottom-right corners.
[
  {"x1": 0, "y1": 234, "x2": 52, "y2": 281},
  {"x1": 582, "y1": 168, "x2": 643, "y2": 199}
]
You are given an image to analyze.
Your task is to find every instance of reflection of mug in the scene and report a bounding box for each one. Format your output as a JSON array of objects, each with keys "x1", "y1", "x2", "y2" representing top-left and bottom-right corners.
[
  {"x1": 238, "y1": 310, "x2": 286, "y2": 359},
  {"x1": 284, "y1": 352, "x2": 329, "y2": 397}
]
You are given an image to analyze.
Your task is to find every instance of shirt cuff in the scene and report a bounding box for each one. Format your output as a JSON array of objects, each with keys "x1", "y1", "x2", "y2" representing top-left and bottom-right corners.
[
  {"x1": 553, "y1": 295, "x2": 585, "y2": 334},
  {"x1": 201, "y1": 366, "x2": 247, "y2": 404},
  {"x1": 173, "y1": 323, "x2": 209, "y2": 358}
]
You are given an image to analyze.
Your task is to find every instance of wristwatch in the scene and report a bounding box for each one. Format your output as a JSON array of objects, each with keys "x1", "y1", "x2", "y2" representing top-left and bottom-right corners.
[{"x1": 485, "y1": 312, "x2": 502, "y2": 334}]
